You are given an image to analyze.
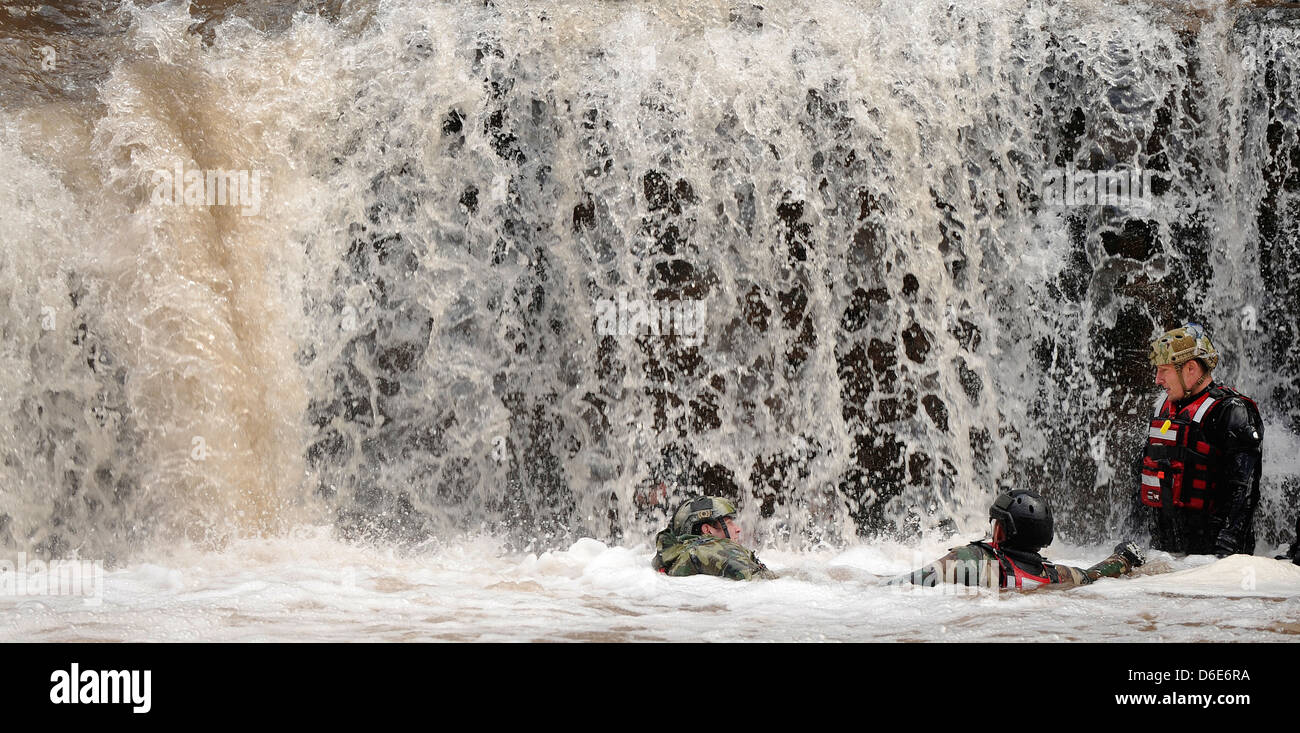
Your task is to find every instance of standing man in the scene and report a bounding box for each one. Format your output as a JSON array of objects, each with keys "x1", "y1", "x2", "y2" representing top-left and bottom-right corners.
[{"x1": 1140, "y1": 323, "x2": 1265, "y2": 556}]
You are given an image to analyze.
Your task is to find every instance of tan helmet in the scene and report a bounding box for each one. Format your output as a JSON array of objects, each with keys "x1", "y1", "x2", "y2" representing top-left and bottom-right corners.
[
  {"x1": 670, "y1": 496, "x2": 738, "y2": 537},
  {"x1": 1149, "y1": 322, "x2": 1219, "y2": 371}
]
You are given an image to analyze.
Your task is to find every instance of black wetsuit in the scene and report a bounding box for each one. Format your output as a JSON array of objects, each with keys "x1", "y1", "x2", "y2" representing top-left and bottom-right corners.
[{"x1": 1145, "y1": 383, "x2": 1264, "y2": 556}]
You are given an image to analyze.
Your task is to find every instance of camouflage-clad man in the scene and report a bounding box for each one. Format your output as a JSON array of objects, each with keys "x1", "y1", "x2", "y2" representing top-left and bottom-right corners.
[
  {"x1": 896, "y1": 490, "x2": 1145, "y2": 590},
  {"x1": 1140, "y1": 323, "x2": 1264, "y2": 556},
  {"x1": 653, "y1": 496, "x2": 776, "y2": 580}
]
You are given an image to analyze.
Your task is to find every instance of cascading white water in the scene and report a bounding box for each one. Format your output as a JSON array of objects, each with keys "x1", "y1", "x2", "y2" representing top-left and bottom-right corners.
[{"x1": 2, "y1": 0, "x2": 1298, "y2": 564}]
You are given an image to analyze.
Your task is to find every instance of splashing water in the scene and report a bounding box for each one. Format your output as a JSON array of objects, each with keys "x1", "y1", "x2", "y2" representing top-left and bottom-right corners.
[{"x1": 1, "y1": 1, "x2": 1299, "y2": 576}]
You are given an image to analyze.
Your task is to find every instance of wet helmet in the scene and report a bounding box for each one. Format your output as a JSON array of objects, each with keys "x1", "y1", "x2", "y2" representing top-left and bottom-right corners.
[
  {"x1": 989, "y1": 490, "x2": 1054, "y2": 552},
  {"x1": 671, "y1": 496, "x2": 739, "y2": 537},
  {"x1": 1149, "y1": 322, "x2": 1220, "y2": 372}
]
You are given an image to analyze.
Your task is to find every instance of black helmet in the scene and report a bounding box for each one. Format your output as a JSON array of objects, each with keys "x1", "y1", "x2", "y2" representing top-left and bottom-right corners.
[
  {"x1": 670, "y1": 496, "x2": 739, "y2": 537},
  {"x1": 989, "y1": 490, "x2": 1054, "y2": 552}
]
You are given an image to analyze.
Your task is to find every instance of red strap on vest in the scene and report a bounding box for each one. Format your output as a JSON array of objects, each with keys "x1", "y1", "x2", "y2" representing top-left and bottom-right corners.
[{"x1": 997, "y1": 550, "x2": 1052, "y2": 588}]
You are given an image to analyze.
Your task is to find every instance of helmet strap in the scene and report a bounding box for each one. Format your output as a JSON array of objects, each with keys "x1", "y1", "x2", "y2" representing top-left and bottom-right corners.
[
  {"x1": 1177, "y1": 361, "x2": 1206, "y2": 397},
  {"x1": 700, "y1": 520, "x2": 731, "y2": 539}
]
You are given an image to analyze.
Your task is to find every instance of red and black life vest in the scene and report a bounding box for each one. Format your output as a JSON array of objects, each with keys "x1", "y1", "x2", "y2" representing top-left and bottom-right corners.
[
  {"x1": 998, "y1": 555, "x2": 1055, "y2": 589},
  {"x1": 1140, "y1": 384, "x2": 1257, "y2": 511},
  {"x1": 976, "y1": 542, "x2": 1059, "y2": 589}
]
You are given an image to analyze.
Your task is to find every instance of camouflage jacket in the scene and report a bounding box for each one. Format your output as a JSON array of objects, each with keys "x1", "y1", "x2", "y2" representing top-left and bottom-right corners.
[
  {"x1": 652, "y1": 530, "x2": 777, "y2": 580},
  {"x1": 893, "y1": 541, "x2": 1135, "y2": 590}
]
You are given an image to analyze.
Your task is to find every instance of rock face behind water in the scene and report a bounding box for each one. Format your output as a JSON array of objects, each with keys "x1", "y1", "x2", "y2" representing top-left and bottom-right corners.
[{"x1": 1, "y1": 1, "x2": 1299, "y2": 558}]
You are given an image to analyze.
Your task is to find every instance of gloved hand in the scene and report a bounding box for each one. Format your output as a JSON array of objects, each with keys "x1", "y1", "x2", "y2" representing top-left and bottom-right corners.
[{"x1": 1114, "y1": 540, "x2": 1145, "y2": 568}]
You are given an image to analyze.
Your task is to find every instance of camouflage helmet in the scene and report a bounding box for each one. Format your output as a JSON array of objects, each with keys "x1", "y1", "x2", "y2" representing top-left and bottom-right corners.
[
  {"x1": 671, "y1": 496, "x2": 739, "y2": 537},
  {"x1": 1149, "y1": 322, "x2": 1219, "y2": 371}
]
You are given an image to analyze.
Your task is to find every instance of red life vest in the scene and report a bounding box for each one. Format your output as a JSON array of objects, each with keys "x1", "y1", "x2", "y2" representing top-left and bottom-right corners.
[
  {"x1": 1139, "y1": 384, "x2": 1256, "y2": 511},
  {"x1": 999, "y1": 558, "x2": 1053, "y2": 589},
  {"x1": 979, "y1": 542, "x2": 1059, "y2": 589}
]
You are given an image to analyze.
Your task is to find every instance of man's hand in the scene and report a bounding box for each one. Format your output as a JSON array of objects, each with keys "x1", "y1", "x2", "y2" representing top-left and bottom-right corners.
[{"x1": 1115, "y1": 540, "x2": 1146, "y2": 568}]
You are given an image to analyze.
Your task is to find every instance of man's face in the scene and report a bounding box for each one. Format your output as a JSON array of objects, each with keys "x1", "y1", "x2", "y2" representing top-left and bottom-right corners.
[
  {"x1": 1154, "y1": 361, "x2": 1202, "y2": 401},
  {"x1": 699, "y1": 516, "x2": 742, "y2": 544},
  {"x1": 1154, "y1": 363, "x2": 1184, "y2": 400},
  {"x1": 990, "y1": 519, "x2": 1006, "y2": 545}
]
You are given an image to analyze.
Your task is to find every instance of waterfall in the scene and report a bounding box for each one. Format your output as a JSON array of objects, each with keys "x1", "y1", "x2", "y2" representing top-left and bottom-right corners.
[{"x1": 2, "y1": 0, "x2": 1297, "y2": 560}]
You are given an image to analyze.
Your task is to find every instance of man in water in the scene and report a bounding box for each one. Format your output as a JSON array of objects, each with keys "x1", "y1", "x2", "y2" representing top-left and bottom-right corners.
[
  {"x1": 896, "y1": 489, "x2": 1145, "y2": 589},
  {"x1": 653, "y1": 495, "x2": 776, "y2": 580},
  {"x1": 1139, "y1": 323, "x2": 1264, "y2": 556}
]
